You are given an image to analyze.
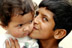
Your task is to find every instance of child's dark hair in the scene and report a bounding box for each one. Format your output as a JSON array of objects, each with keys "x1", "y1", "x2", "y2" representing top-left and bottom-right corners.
[
  {"x1": 39, "y1": 0, "x2": 72, "y2": 42},
  {"x1": 0, "y1": 0, "x2": 34, "y2": 26}
]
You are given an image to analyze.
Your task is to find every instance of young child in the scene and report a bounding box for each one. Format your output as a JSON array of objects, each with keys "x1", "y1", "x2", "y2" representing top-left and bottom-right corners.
[{"x1": 0, "y1": 0, "x2": 39, "y2": 48}]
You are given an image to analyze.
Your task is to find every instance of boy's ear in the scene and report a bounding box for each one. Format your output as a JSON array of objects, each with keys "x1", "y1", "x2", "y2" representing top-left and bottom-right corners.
[{"x1": 54, "y1": 29, "x2": 66, "y2": 39}]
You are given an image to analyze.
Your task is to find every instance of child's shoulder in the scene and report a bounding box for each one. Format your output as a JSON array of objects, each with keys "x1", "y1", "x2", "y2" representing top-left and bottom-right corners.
[
  {"x1": 0, "y1": 34, "x2": 8, "y2": 47},
  {"x1": 0, "y1": 33, "x2": 12, "y2": 42},
  {"x1": 0, "y1": 34, "x2": 7, "y2": 41},
  {"x1": 0, "y1": 34, "x2": 6, "y2": 39}
]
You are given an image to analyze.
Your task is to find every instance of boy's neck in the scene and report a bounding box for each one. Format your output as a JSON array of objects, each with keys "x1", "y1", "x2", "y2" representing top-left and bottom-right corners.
[{"x1": 39, "y1": 39, "x2": 58, "y2": 48}]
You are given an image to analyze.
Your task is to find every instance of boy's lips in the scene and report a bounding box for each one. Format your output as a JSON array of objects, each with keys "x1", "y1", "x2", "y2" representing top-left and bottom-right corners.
[{"x1": 33, "y1": 26, "x2": 38, "y2": 30}]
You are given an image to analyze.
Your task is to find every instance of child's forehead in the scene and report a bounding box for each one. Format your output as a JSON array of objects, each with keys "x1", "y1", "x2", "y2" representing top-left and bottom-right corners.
[
  {"x1": 12, "y1": 7, "x2": 34, "y2": 16},
  {"x1": 12, "y1": 8, "x2": 23, "y2": 15},
  {"x1": 10, "y1": 12, "x2": 34, "y2": 24}
]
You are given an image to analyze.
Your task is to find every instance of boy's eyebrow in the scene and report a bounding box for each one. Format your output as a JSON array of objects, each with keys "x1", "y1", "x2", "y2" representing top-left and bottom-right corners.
[{"x1": 42, "y1": 14, "x2": 47, "y2": 17}]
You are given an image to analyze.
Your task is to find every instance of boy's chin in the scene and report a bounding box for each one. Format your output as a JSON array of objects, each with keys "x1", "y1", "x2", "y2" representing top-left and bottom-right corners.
[{"x1": 28, "y1": 33, "x2": 32, "y2": 37}]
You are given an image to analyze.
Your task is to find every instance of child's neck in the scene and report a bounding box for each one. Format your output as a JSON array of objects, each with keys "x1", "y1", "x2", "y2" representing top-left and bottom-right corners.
[
  {"x1": 6, "y1": 32, "x2": 10, "y2": 34},
  {"x1": 39, "y1": 39, "x2": 58, "y2": 48}
]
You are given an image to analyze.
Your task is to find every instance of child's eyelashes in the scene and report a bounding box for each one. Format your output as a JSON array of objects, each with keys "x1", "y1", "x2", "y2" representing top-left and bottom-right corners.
[
  {"x1": 16, "y1": 20, "x2": 33, "y2": 28},
  {"x1": 18, "y1": 24, "x2": 23, "y2": 27},
  {"x1": 30, "y1": 20, "x2": 32, "y2": 22},
  {"x1": 29, "y1": 20, "x2": 33, "y2": 23}
]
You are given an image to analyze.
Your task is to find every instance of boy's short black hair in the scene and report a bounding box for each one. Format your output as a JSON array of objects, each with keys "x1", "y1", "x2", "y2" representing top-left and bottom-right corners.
[
  {"x1": 39, "y1": 0, "x2": 72, "y2": 42},
  {"x1": 0, "y1": 0, "x2": 34, "y2": 26}
]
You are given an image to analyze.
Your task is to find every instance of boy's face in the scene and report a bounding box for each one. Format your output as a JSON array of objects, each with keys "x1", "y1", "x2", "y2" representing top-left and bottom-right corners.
[
  {"x1": 5, "y1": 12, "x2": 34, "y2": 38},
  {"x1": 29, "y1": 7, "x2": 55, "y2": 39}
]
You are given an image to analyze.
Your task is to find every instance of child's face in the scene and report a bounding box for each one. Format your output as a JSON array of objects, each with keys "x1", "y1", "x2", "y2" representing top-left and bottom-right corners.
[
  {"x1": 5, "y1": 12, "x2": 34, "y2": 38},
  {"x1": 29, "y1": 7, "x2": 55, "y2": 39}
]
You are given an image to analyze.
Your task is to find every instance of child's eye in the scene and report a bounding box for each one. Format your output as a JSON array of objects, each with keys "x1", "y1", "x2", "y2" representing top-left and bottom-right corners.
[
  {"x1": 43, "y1": 17, "x2": 48, "y2": 21},
  {"x1": 18, "y1": 24, "x2": 23, "y2": 27},
  {"x1": 29, "y1": 20, "x2": 33, "y2": 23},
  {"x1": 30, "y1": 20, "x2": 32, "y2": 22}
]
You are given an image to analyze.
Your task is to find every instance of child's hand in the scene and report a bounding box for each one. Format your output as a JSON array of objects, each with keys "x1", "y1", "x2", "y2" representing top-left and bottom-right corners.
[{"x1": 5, "y1": 38, "x2": 20, "y2": 48}]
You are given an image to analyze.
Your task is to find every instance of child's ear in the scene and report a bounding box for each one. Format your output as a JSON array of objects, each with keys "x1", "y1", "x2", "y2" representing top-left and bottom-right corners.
[
  {"x1": 54, "y1": 29, "x2": 66, "y2": 39},
  {"x1": 2, "y1": 25, "x2": 8, "y2": 30},
  {"x1": 0, "y1": 23, "x2": 8, "y2": 30}
]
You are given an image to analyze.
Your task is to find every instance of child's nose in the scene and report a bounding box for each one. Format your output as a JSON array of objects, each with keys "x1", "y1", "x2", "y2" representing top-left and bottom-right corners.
[
  {"x1": 23, "y1": 23, "x2": 33, "y2": 33},
  {"x1": 23, "y1": 25, "x2": 30, "y2": 33}
]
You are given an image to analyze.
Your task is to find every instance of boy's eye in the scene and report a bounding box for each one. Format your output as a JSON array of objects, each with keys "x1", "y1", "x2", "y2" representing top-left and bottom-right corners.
[
  {"x1": 43, "y1": 17, "x2": 48, "y2": 21},
  {"x1": 35, "y1": 11, "x2": 39, "y2": 17}
]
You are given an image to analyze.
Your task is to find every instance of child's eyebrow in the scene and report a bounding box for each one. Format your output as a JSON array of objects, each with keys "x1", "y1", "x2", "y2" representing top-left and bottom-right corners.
[
  {"x1": 19, "y1": 12, "x2": 25, "y2": 16},
  {"x1": 19, "y1": 11, "x2": 27, "y2": 16}
]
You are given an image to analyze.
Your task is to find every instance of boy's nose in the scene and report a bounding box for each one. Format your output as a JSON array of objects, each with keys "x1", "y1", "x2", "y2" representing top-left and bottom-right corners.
[{"x1": 33, "y1": 16, "x2": 40, "y2": 25}]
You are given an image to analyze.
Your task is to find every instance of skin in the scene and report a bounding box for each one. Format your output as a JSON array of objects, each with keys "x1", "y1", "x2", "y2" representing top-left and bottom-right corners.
[
  {"x1": 30, "y1": 7, "x2": 66, "y2": 48},
  {"x1": 6, "y1": 7, "x2": 66, "y2": 48},
  {"x1": 29, "y1": 7, "x2": 55, "y2": 39},
  {"x1": 4, "y1": 12, "x2": 34, "y2": 38},
  {"x1": 6, "y1": 38, "x2": 20, "y2": 48},
  {"x1": 1, "y1": 7, "x2": 34, "y2": 48},
  {"x1": 29, "y1": 7, "x2": 58, "y2": 48}
]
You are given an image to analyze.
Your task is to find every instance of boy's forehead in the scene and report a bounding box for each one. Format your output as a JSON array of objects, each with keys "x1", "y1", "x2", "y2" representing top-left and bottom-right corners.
[{"x1": 36, "y1": 7, "x2": 54, "y2": 17}]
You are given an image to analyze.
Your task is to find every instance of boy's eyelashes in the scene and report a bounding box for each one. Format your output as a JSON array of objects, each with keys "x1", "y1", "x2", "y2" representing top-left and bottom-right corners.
[
  {"x1": 42, "y1": 14, "x2": 48, "y2": 21},
  {"x1": 43, "y1": 17, "x2": 48, "y2": 21},
  {"x1": 35, "y1": 11, "x2": 39, "y2": 17},
  {"x1": 35, "y1": 11, "x2": 48, "y2": 21}
]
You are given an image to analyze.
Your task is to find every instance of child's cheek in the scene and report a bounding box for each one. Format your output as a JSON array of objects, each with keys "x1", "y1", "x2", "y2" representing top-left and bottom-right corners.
[
  {"x1": 29, "y1": 23, "x2": 33, "y2": 32},
  {"x1": 11, "y1": 30, "x2": 23, "y2": 37}
]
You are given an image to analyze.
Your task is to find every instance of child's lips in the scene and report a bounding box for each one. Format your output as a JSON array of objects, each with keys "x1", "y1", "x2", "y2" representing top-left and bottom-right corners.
[{"x1": 24, "y1": 32, "x2": 30, "y2": 36}]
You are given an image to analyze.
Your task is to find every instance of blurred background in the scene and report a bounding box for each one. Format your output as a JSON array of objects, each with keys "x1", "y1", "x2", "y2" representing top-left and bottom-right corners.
[{"x1": 0, "y1": 0, "x2": 72, "y2": 48}]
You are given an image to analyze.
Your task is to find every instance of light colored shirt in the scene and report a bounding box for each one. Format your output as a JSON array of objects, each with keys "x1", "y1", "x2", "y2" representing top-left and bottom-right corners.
[{"x1": 0, "y1": 33, "x2": 39, "y2": 48}]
